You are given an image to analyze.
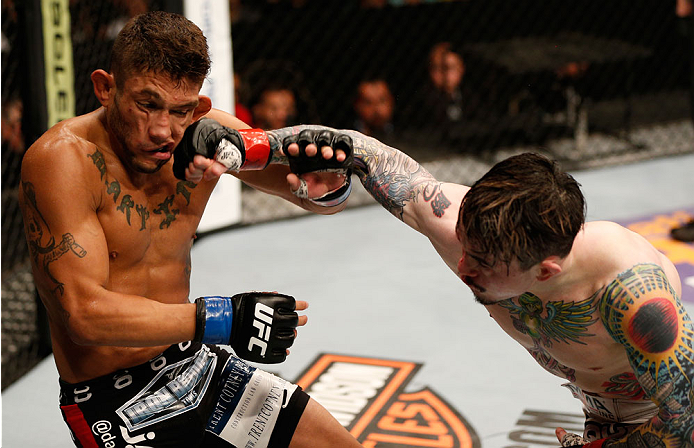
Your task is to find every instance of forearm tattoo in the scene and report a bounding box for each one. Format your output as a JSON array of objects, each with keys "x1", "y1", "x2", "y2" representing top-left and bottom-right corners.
[
  {"x1": 599, "y1": 263, "x2": 694, "y2": 445},
  {"x1": 267, "y1": 126, "x2": 451, "y2": 221}
]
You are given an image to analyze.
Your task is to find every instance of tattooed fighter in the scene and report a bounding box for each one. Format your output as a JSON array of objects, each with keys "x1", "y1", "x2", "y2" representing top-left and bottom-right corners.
[
  {"x1": 19, "y1": 11, "x2": 363, "y2": 448},
  {"x1": 188, "y1": 126, "x2": 694, "y2": 446}
]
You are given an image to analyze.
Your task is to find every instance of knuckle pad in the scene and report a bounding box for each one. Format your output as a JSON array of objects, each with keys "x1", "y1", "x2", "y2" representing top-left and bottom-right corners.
[
  {"x1": 335, "y1": 135, "x2": 353, "y2": 154},
  {"x1": 317, "y1": 130, "x2": 333, "y2": 149},
  {"x1": 298, "y1": 130, "x2": 315, "y2": 148},
  {"x1": 283, "y1": 135, "x2": 299, "y2": 147}
]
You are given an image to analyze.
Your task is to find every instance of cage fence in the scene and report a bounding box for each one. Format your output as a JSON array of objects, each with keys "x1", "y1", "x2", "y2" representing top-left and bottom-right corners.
[{"x1": 1, "y1": 0, "x2": 693, "y2": 389}]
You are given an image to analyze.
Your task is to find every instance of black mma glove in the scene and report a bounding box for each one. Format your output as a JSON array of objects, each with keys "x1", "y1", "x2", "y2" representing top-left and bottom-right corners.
[
  {"x1": 282, "y1": 129, "x2": 354, "y2": 206},
  {"x1": 194, "y1": 292, "x2": 299, "y2": 364},
  {"x1": 173, "y1": 118, "x2": 273, "y2": 180}
]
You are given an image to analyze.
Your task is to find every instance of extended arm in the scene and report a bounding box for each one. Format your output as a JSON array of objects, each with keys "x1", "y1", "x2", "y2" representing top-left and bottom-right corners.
[
  {"x1": 279, "y1": 126, "x2": 469, "y2": 269},
  {"x1": 595, "y1": 263, "x2": 694, "y2": 447}
]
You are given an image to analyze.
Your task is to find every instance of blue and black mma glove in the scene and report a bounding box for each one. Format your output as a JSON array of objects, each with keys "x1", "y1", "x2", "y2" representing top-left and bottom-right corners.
[
  {"x1": 194, "y1": 292, "x2": 299, "y2": 364},
  {"x1": 173, "y1": 117, "x2": 275, "y2": 180},
  {"x1": 282, "y1": 129, "x2": 354, "y2": 207}
]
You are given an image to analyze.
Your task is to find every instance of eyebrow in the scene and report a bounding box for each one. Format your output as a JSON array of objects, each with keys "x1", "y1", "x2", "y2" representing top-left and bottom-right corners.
[
  {"x1": 468, "y1": 252, "x2": 491, "y2": 266},
  {"x1": 138, "y1": 88, "x2": 199, "y2": 109},
  {"x1": 458, "y1": 232, "x2": 491, "y2": 266}
]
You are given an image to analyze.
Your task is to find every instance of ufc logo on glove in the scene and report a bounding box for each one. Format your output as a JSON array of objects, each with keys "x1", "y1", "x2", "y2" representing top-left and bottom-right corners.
[{"x1": 249, "y1": 303, "x2": 274, "y2": 357}]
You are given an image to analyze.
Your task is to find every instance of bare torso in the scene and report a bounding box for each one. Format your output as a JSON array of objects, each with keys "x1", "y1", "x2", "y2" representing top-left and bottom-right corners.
[
  {"x1": 22, "y1": 110, "x2": 217, "y2": 383},
  {"x1": 485, "y1": 222, "x2": 682, "y2": 398},
  {"x1": 423, "y1": 191, "x2": 684, "y2": 403}
]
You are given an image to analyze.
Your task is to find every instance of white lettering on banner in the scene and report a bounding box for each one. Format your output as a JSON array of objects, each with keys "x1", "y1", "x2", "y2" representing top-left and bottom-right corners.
[{"x1": 306, "y1": 362, "x2": 394, "y2": 427}]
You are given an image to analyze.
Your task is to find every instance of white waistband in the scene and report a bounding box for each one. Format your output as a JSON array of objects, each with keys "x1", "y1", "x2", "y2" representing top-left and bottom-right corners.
[{"x1": 562, "y1": 383, "x2": 658, "y2": 424}]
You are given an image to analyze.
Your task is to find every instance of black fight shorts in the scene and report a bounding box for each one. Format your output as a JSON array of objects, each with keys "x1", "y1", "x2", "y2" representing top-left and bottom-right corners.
[{"x1": 59, "y1": 342, "x2": 309, "y2": 448}]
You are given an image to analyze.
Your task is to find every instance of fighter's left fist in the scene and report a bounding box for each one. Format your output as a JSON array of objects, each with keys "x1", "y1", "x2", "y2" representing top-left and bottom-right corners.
[
  {"x1": 194, "y1": 292, "x2": 303, "y2": 364},
  {"x1": 173, "y1": 117, "x2": 272, "y2": 180}
]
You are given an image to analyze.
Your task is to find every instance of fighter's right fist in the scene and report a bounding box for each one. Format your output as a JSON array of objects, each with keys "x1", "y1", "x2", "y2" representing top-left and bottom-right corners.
[
  {"x1": 173, "y1": 118, "x2": 272, "y2": 180},
  {"x1": 194, "y1": 292, "x2": 299, "y2": 364}
]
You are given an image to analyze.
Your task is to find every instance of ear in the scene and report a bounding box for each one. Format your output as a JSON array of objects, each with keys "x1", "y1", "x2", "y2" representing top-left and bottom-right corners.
[
  {"x1": 192, "y1": 95, "x2": 212, "y2": 122},
  {"x1": 536, "y1": 257, "x2": 562, "y2": 282},
  {"x1": 91, "y1": 69, "x2": 115, "y2": 107}
]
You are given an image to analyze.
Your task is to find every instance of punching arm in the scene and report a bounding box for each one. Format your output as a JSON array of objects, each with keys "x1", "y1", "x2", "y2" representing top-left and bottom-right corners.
[{"x1": 277, "y1": 125, "x2": 464, "y2": 234}]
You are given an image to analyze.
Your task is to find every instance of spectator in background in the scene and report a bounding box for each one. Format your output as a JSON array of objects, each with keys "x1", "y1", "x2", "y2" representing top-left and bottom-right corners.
[
  {"x1": 251, "y1": 83, "x2": 297, "y2": 130},
  {"x1": 670, "y1": 0, "x2": 694, "y2": 243},
  {"x1": 677, "y1": 0, "x2": 693, "y2": 124},
  {"x1": 405, "y1": 42, "x2": 487, "y2": 149},
  {"x1": 1, "y1": 95, "x2": 23, "y2": 154},
  {"x1": 1, "y1": 96, "x2": 24, "y2": 189},
  {"x1": 352, "y1": 76, "x2": 396, "y2": 143}
]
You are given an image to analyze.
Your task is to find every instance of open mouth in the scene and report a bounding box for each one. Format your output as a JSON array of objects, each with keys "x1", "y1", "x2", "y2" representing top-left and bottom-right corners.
[{"x1": 148, "y1": 147, "x2": 172, "y2": 160}]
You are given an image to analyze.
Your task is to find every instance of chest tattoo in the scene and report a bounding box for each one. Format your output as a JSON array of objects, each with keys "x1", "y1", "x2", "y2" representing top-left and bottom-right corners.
[
  {"x1": 497, "y1": 292, "x2": 600, "y2": 382},
  {"x1": 88, "y1": 149, "x2": 196, "y2": 230},
  {"x1": 499, "y1": 292, "x2": 599, "y2": 348},
  {"x1": 153, "y1": 195, "x2": 179, "y2": 229}
]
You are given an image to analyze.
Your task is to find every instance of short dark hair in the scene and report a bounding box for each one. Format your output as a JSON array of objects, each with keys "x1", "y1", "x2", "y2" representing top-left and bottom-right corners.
[
  {"x1": 458, "y1": 153, "x2": 586, "y2": 270},
  {"x1": 109, "y1": 11, "x2": 210, "y2": 88}
]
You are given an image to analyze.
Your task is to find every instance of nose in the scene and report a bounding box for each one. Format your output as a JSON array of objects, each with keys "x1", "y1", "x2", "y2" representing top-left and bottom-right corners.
[
  {"x1": 149, "y1": 111, "x2": 174, "y2": 144},
  {"x1": 457, "y1": 252, "x2": 477, "y2": 278}
]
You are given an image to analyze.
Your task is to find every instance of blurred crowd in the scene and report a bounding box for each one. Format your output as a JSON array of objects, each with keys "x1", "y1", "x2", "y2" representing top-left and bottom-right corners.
[{"x1": 2, "y1": 0, "x2": 693, "y2": 175}]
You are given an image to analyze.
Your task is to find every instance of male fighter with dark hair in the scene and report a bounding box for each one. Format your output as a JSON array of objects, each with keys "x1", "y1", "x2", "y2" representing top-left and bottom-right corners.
[
  {"x1": 20, "y1": 11, "x2": 361, "y2": 448},
  {"x1": 185, "y1": 126, "x2": 694, "y2": 446}
]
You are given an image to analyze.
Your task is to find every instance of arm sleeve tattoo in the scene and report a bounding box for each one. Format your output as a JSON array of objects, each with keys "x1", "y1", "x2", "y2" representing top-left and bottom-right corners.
[
  {"x1": 598, "y1": 263, "x2": 694, "y2": 446},
  {"x1": 267, "y1": 125, "x2": 449, "y2": 221}
]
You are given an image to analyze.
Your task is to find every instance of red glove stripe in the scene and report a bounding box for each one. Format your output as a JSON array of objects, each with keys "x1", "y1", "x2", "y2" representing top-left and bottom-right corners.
[{"x1": 238, "y1": 129, "x2": 271, "y2": 170}]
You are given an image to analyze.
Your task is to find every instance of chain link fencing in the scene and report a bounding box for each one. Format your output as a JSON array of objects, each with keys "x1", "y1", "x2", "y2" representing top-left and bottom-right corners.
[{"x1": 2, "y1": 0, "x2": 693, "y2": 389}]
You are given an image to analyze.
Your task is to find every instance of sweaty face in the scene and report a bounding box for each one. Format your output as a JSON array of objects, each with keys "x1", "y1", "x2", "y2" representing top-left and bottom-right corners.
[{"x1": 107, "y1": 72, "x2": 201, "y2": 174}]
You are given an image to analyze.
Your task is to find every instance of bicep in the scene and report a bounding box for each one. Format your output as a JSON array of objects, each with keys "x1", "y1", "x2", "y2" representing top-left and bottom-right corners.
[
  {"x1": 20, "y1": 153, "x2": 109, "y2": 325},
  {"x1": 600, "y1": 264, "x2": 694, "y2": 424},
  {"x1": 408, "y1": 182, "x2": 466, "y2": 238}
]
